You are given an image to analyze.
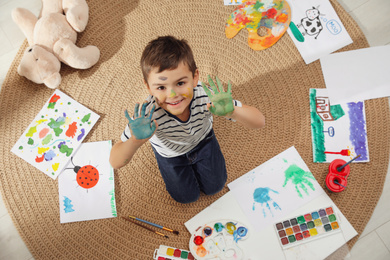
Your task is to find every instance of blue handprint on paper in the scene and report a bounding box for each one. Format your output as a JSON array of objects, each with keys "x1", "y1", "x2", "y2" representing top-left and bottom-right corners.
[{"x1": 252, "y1": 187, "x2": 281, "y2": 217}]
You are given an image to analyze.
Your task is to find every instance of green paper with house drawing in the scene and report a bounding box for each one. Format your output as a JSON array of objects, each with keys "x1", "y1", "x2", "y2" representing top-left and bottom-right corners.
[
  {"x1": 11, "y1": 90, "x2": 100, "y2": 180},
  {"x1": 228, "y1": 146, "x2": 324, "y2": 232},
  {"x1": 309, "y1": 88, "x2": 369, "y2": 163}
]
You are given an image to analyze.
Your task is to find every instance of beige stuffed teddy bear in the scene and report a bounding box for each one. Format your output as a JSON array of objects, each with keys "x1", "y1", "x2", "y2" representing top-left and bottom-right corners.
[{"x1": 12, "y1": 0, "x2": 100, "y2": 89}]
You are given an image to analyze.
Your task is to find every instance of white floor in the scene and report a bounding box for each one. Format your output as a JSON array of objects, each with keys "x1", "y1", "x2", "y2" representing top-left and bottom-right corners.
[{"x1": 0, "y1": 0, "x2": 390, "y2": 259}]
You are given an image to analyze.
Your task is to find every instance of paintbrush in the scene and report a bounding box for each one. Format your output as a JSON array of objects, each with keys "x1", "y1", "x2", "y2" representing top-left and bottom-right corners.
[
  {"x1": 121, "y1": 216, "x2": 169, "y2": 238},
  {"x1": 334, "y1": 180, "x2": 347, "y2": 188},
  {"x1": 129, "y1": 215, "x2": 179, "y2": 235},
  {"x1": 337, "y1": 154, "x2": 361, "y2": 172}
]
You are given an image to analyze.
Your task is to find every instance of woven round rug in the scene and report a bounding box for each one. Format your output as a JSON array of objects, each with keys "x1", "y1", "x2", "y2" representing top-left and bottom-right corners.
[{"x1": 1, "y1": 0, "x2": 389, "y2": 259}]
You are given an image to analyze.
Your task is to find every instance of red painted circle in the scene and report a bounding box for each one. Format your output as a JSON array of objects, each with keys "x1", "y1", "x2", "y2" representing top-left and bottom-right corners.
[{"x1": 76, "y1": 165, "x2": 99, "y2": 189}]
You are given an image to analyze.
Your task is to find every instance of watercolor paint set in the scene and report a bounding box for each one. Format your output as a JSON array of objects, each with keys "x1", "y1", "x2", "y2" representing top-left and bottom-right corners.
[
  {"x1": 189, "y1": 220, "x2": 249, "y2": 259},
  {"x1": 153, "y1": 245, "x2": 194, "y2": 260},
  {"x1": 275, "y1": 206, "x2": 341, "y2": 249}
]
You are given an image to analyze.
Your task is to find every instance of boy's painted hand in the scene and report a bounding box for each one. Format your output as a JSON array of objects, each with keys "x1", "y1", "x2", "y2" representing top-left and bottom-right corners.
[
  {"x1": 124, "y1": 102, "x2": 157, "y2": 140},
  {"x1": 202, "y1": 75, "x2": 234, "y2": 117}
]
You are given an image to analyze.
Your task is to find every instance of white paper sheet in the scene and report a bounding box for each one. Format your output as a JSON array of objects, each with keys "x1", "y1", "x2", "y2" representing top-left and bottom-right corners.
[
  {"x1": 58, "y1": 141, "x2": 117, "y2": 223},
  {"x1": 228, "y1": 147, "x2": 324, "y2": 232},
  {"x1": 320, "y1": 45, "x2": 390, "y2": 105},
  {"x1": 309, "y1": 89, "x2": 369, "y2": 163},
  {"x1": 185, "y1": 191, "x2": 357, "y2": 260},
  {"x1": 11, "y1": 90, "x2": 100, "y2": 179},
  {"x1": 287, "y1": 0, "x2": 353, "y2": 64}
]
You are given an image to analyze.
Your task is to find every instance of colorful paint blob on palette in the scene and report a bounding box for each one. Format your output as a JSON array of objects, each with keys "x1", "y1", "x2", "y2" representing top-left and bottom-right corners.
[
  {"x1": 189, "y1": 220, "x2": 249, "y2": 259},
  {"x1": 153, "y1": 245, "x2": 194, "y2": 260},
  {"x1": 275, "y1": 206, "x2": 340, "y2": 249}
]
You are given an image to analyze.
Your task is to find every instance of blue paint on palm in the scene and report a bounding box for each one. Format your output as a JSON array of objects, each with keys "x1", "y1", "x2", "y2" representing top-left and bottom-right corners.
[
  {"x1": 125, "y1": 103, "x2": 156, "y2": 140},
  {"x1": 252, "y1": 187, "x2": 281, "y2": 217}
]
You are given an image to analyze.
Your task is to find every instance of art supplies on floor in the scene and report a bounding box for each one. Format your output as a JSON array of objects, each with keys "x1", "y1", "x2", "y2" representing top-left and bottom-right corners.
[
  {"x1": 153, "y1": 245, "x2": 195, "y2": 260},
  {"x1": 228, "y1": 146, "x2": 324, "y2": 232},
  {"x1": 287, "y1": 0, "x2": 352, "y2": 64},
  {"x1": 58, "y1": 141, "x2": 117, "y2": 223},
  {"x1": 275, "y1": 206, "x2": 341, "y2": 249},
  {"x1": 309, "y1": 88, "x2": 369, "y2": 163},
  {"x1": 185, "y1": 192, "x2": 357, "y2": 259},
  {"x1": 11, "y1": 89, "x2": 100, "y2": 179},
  {"x1": 320, "y1": 45, "x2": 390, "y2": 105},
  {"x1": 189, "y1": 220, "x2": 249, "y2": 259}
]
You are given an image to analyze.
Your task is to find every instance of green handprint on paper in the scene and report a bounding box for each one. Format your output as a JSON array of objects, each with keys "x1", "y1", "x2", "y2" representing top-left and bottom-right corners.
[
  {"x1": 202, "y1": 75, "x2": 234, "y2": 117},
  {"x1": 124, "y1": 102, "x2": 157, "y2": 140}
]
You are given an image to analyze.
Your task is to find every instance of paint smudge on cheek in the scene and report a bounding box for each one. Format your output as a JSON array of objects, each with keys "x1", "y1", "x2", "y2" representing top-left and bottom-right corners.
[
  {"x1": 155, "y1": 94, "x2": 166, "y2": 105},
  {"x1": 182, "y1": 87, "x2": 193, "y2": 99},
  {"x1": 169, "y1": 90, "x2": 176, "y2": 98}
]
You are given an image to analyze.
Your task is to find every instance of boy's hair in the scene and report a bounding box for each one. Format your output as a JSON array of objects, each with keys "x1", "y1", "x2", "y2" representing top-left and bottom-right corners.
[{"x1": 140, "y1": 36, "x2": 197, "y2": 83}]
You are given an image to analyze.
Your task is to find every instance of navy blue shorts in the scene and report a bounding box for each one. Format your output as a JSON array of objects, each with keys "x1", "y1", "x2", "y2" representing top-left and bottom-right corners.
[{"x1": 152, "y1": 129, "x2": 227, "y2": 203}]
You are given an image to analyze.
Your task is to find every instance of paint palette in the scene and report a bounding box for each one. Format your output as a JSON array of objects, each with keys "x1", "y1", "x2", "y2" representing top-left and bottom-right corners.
[
  {"x1": 153, "y1": 245, "x2": 194, "y2": 260},
  {"x1": 189, "y1": 220, "x2": 249, "y2": 260},
  {"x1": 275, "y1": 206, "x2": 341, "y2": 249}
]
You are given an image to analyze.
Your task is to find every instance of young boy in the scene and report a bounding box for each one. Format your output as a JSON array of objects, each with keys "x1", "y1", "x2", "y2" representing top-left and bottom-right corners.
[{"x1": 109, "y1": 36, "x2": 265, "y2": 203}]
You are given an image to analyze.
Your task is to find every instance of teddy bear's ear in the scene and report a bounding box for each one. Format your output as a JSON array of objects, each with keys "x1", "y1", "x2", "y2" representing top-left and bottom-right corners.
[
  {"x1": 12, "y1": 8, "x2": 37, "y2": 46},
  {"x1": 43, "y1": 72, "x2": 61, "y2": 89}
]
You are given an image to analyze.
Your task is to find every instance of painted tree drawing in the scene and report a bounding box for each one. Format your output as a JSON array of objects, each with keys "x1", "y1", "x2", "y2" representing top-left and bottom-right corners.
[{"x1": 228, "y1": 147, "x2": 324, "y2": 232}]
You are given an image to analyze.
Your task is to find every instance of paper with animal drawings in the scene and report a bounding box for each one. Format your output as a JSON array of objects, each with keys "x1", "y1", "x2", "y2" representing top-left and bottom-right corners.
[
  {"x1": 310, "y1": 88, "x2": 369, "y2": 163},
  {"x1": 11, "y1": 90, "x2": 100, "y2": 180},
  {"x1": 58, "y1": 140, "x2": 117, "y2": 223},
  {"x1": 320, "y1": 45, "x2": 390, "y2": 105},
  {"x1": 287, "y1": 0, "x2": 352, "y2": 64},
  {"x1": 228, "y1": 146, "x2": 324, "y2": 232}
]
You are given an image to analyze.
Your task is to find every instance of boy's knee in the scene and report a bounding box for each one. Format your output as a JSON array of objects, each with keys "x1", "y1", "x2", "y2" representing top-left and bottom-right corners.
[
  {"x1": 203, "y1": 182, "x2": 225, "y2": 196},
  {"x1": 171, "y1": 190, "x2": 200, "y2": 204}
]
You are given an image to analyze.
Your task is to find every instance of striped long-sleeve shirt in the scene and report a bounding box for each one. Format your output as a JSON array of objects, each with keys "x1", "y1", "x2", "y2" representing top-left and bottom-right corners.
[{"x1": 121, "y1": 82, "x2": 242, "y2": 158}]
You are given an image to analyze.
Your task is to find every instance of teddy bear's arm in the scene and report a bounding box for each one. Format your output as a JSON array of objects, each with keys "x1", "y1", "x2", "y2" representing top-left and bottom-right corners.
[
  {"x1": 12, "y1": 8, "x2": 38, "y2": 46},
  {"x1": 63, "y1": 0, "x2": 89, "y2": 32},
  {"x1": 53, "y1": 39, "x2": 100, "y2": 69}
]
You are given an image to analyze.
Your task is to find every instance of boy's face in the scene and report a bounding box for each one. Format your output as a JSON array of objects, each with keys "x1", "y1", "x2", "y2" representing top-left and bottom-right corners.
[{"x1": 145, "y1": 62, "x2": 199, "y2": 120}]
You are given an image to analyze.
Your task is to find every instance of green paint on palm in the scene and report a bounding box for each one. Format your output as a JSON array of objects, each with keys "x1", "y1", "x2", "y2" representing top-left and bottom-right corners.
[
  {"x1": 283, "y1": 164, "x2": 316, "y2": 198},
  {"x1": 202, "y1": 75, "x2": 234, "y2": 117}
]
